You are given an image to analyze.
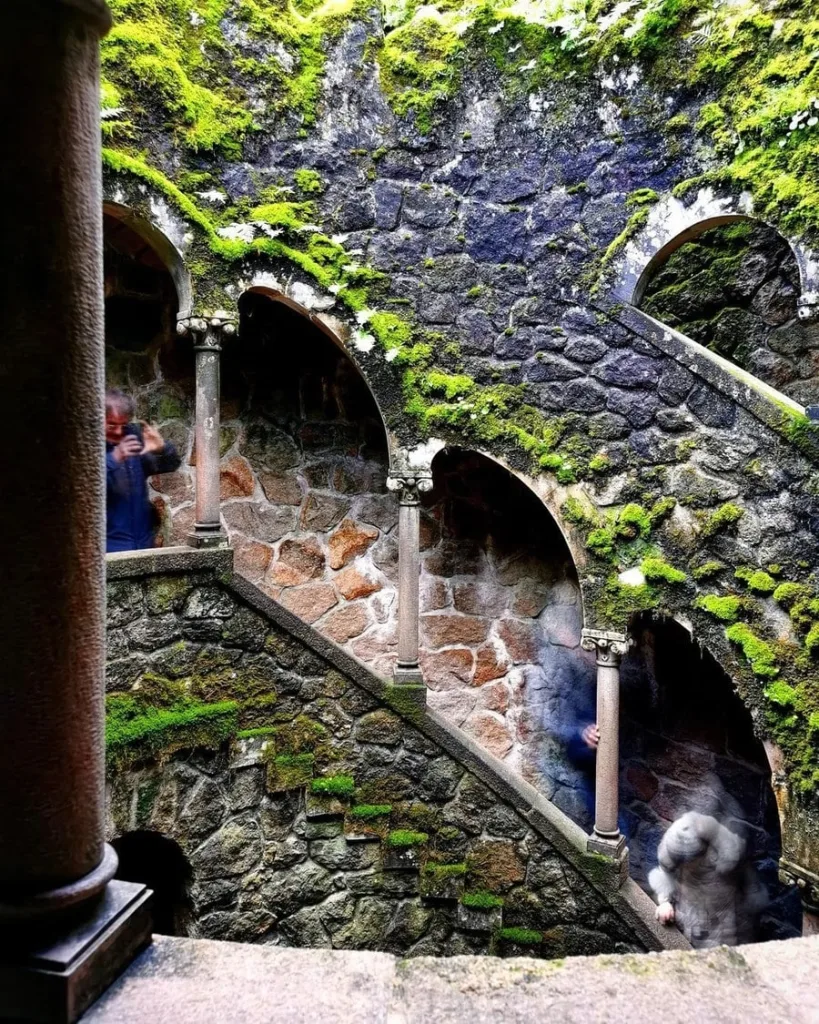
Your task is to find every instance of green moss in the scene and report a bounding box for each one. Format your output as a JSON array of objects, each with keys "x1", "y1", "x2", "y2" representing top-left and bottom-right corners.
[
  {"x1": 726, "y1": 622, "x2": 780, "y2": 679},
  {"x1": 386, "y1": 829, "x2": 429, "y2": 847},
  {"x1": 693, "y1": 561, "x2": 724, "y2": 581},
  {"x1": 461, "y1": 891, "x2": 504, "y2": 908},
  {"x1": 766, "y1": 681, "x2": 798, "y2": 707},
  {"x1": 311, "y1": 774, "x2": 355, "y2": 796},
  {"x1": 106, "y1": 693, "x2": 238, "y2": 770},
  {"x1": 588, "y1": 453, "x2": 610, "y2": 473},
  {"x1": 294, "y1": 168, "x2": 325, "y2": 194},
  {"x1": 702, "y1": 503, "x2": 744, "y2": 537},
  {"x1": 349, "y1": 803, "x2": 393, "y2": 819},
  {"x1": 736, "y1": 568, "x2": 777, "y2": 595},
  {"x1": 498, "y1": 927, "x2": 542, "y2": 945},
  {"x1": 774, "y1": 582, "x2": 810, "y2": 608},
  {"x1": 641, "y1": 557, "x2": 687, "y2": 585},
  {"x1": 806, "y1": 623, "x2": 819, "y2": 654},
  {"x1": 694, "y1": 594, "x2": 743, "y2": 623},
  {"x1": 424, "y1": 862, "x2": 467, "y2": 878},
  {"x1": 267, "y1": 752, "x2": 315, "y2": 791}
]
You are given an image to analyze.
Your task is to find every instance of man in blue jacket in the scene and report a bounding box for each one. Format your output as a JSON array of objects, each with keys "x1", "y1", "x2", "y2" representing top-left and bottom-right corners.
[{"x1": 106, "y1": 389, "x2": 181, "y2": 552}]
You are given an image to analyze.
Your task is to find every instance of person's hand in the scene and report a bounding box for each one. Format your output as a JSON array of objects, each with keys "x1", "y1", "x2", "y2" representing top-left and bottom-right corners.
[
  {"x1": 113, "y1": 434, "x2": 143, "y2": 463},
  {"x1": 582, "y1": 723, "x2": 600, "y2": 750},
  {"x1": 140, "y1": 422, "x2": 165, "y2": 455},
  {"x1": 656, "y1": 901, "x2": 675, "y2": 925}
]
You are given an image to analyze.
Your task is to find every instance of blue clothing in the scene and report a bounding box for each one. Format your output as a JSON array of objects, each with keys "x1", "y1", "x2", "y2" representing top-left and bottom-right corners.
[{"x1": 106, "y1": 433, "x2": 180, "y2": 552}]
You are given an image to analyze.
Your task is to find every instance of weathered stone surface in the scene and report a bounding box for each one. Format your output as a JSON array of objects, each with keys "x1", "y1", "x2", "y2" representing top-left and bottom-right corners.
[
  {"x1": 463, "y1": 711, "x2": 514, "y2": 760},
  {"x1": 334, "y1": 566, "x2": 381, "y2": 601},
  {"x1": 278, "y1": 583, "x2": 338, "y2": 623},
  {"x1": 420, "y1": 648, "x2": 474, "y2": 690},
  {"x1": 300, "y1": 493, "x2": 350, "y2": 532},
  {"x1": 473, "y1": 645, "x2": 508, "y2": 685},
  {"x1": 269, "y1": 537, "x2": 325, "y2": 587},
  {"x1": 328, "y1": 519, "x2": 379, "y2": 570},
  {"x1": 190, "y1": 816, "x2": 263, "y2": 879},
  {"x1": 259, "y1": 471, "x2": 303, "y2": 506},
  {"x1": 224, "y1": 503, "x2": 297, "y2": 543},
  {"x1": 321, "y1": 601, "x2": 370, "y2": 642},
  {"x1": 421, "y1": 614, "x2": 489, "y2": 650},
  {"x1": 220, "y1": 456, "x2": 255, "y2": 499}
]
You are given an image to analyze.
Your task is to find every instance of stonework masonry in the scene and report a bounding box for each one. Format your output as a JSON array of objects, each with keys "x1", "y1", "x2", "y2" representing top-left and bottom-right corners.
[{"x1": 105, "y1": 549, "x2": 685, "y2": 958}]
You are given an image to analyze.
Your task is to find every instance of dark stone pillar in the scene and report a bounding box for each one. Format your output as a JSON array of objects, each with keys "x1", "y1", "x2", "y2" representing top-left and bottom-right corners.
[{"x1": 0, "y1": 2, "x2": 151, "y2": 1020}]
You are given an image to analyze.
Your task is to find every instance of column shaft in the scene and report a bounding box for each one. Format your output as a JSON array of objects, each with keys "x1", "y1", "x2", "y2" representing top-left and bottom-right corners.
[
  {"x1": 0, "y1": 0, "x2": 113, "y2": 900},
  {"x1": 397, "y1": 498, "x2": 421, "y2": 672},
  {"x1": 183, "y1": 318, "x2": 233, "y2": 549},
  {"x1": 581, "y1": 629, "x2": 630, "y2": 861}
]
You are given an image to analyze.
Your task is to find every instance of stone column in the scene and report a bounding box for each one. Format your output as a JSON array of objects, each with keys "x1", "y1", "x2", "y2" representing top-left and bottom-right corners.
[
  {"x1": 0, "y1": 1, "x2": 151, "y2": 1020},
  {"x1": 581, "y1": 628, "x2": 631, "y2": 862},
  {"x1": 387, "y1": 473, "x2": 433, "y2": 686},
  {"x1": 179, "y1": 314, "x2": 236, "y2": 548}
]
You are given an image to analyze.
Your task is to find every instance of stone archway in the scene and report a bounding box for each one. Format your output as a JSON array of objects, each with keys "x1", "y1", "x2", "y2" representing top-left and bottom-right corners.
[
  {"x1": 417, "y1": 447, "x2": 587, "y2": 777},
  {"x1": 619, "y1": 612, "x2": 802, "y2": 942},
  {"x1": 112, "y1": 830, "x2": 193, "y2": 936}
]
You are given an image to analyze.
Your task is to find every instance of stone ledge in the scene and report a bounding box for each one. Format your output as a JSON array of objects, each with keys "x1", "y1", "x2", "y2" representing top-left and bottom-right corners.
[
  {"x1": 609, "y1": 304, "x2": 818, "y2": 460},
  {"x1": 106, "y1": 546, "x2": 234, "y2": 580},
  {"x1": 83, "y1": 934, "x2": 819, "y2": 1024}
]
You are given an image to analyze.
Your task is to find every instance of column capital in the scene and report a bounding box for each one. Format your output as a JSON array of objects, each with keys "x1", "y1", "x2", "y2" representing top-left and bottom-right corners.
[
  {"x1": 780, "y1": 858, "x2": 819, "y2": 910},
  {"x1": 387, "y1": 473, "x2": 433, "y2": 505},
  {"x1": 581, "y1": 627, "x2": 632, "y2": 665},
  {"x1": 177, "y1": 312, "x2": 237, "y2": 349}
]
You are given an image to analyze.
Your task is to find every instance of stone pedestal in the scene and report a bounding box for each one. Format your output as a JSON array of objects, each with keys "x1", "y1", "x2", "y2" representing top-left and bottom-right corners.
[
  {"x1": 0, "y1": 2, "x2": 152, "y2": 1019},
  {"x1": 581, "y1": 628, "x2": 631, "y2": 872},
  {"x1": 179, "y1": 316, "x2": 235, "y2": 548},
  {"x1": 387, "y1": 474, "x2": 433, "y2": 689}
]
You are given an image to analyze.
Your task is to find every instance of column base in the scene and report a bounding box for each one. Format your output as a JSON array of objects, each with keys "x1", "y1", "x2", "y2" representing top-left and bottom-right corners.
[
  {"x1": 393, "y1": 663, "x2": 424, "y2": 686},
  {"x1": 187, "y1": 527, "x2": 228, "y2": 549},
  {"x1": 0, "y1": 881, "x2": 152, "y2": 1024},
  {"x1": 586, "y1": 832, "x2": 629, "y2": 888}
]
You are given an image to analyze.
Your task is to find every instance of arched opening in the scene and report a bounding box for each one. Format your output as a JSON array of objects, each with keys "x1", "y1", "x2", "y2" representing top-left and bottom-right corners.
[
  {"x1": 112, "y1": 830, "x2": 193, "y2": 936},
  {"x1": 104, "y1": 205, "x2": 192, "y2": 547},
  {"x1": 420, "y1": 447, "x2": 584, "y2": 773},
  {"x1": 205, "y1": 290, "x2": 396, "y2": 655},
  {"x1": 637, "y1": 219, "x2": 813, "y2": 404},
  {"x1": 620, "y1": 612, "x2": 801, "y2": 942}
]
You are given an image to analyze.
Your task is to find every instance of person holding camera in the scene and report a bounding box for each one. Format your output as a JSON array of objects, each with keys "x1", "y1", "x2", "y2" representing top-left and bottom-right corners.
[{"x1": 105, "y1": 388, "x2": 181, "y2": 552}]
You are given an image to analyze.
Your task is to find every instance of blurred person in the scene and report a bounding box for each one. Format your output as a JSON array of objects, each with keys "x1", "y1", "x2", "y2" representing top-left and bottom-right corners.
[
  {"x1": 106, "y1": 389, "x2": 181, "y2": 552},
  {"x1": 649, "y1": 810, "x2": 768, "y2": 948}
]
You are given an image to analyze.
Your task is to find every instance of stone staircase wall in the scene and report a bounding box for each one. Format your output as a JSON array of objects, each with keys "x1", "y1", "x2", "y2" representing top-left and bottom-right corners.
[{"x1": 105, "y1": 548, "x2": 686, "y2": 958}]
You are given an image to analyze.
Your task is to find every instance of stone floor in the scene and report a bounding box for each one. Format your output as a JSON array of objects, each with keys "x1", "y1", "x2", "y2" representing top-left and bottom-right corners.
[{"x1": 83, "y1": 934, "x2": 819, "y2": 1023}]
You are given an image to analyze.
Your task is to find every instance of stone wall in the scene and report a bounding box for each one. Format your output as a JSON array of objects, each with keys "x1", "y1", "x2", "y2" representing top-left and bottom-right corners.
[
  {"x1": 104, "y1": 551, "x2": 677, "y2": 957},
  {"x1": 640, "y1": 222, "x2": 818, "y2": 406}
]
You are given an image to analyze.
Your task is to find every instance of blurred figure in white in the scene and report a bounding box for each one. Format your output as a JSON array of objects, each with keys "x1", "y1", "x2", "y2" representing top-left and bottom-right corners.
[{"x1": 649, "y1": 810, "x2": 768, "y2": 947}]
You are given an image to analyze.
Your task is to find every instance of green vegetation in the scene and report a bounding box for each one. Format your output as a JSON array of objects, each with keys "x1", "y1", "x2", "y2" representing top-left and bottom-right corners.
[
  {"x1": 348, "y1": 803, "x2": 393, "y2": 819},
  {"x1": 694, "y1": 594, "x2": 743, "y2": 623},
  {"x1": 106, "y1": 693, "x2": 238, "y2": 770},
  {"x1": 641, "y1": 557, "x2": 687, "y2": 585},
  {"x1": 726, "y1": 623, "x2": 779, "y2": 679},
  {"x1": 497, "y1": 927, "x2": 542, "y2": 945},
  {"x1": 386, "y1": 829, "x2": 429, "y2": 847},
  {"x1": 461, "y1": 891, "x2": 504, "y2": 908},
  {"x1": 311, "y1": 774, "x2": 356, "y2": 796},
  {"x1": 424, "y1": 862, "x2": 467, "y2": 877},
  {"x1": 735, "y1": 567, "x2": 777, "y2": 594},
  {"x1": 702, "y1": 503, "x2": 744, "y2": 537}
]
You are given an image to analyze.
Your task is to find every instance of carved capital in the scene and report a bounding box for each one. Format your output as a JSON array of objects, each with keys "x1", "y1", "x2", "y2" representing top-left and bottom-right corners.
[
  {"x1": 177, "y1": 312, "x2": 237, "y2": 351},
  {"x1": 780, "y1": 858, "x2": 819, "y2": 911},
  {"x1": 581, "y1": 628, "x2": 631, "y2": 666},
  {"x1": 387, "y1": 473, "x2": 433, "y2": 506}
]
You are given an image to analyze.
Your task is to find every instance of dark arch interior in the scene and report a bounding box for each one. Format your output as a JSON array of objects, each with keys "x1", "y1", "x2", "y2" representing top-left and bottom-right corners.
[
  {"x1": 104, "y1": 211, "x2": 180, "y2": 390},
  {"x1": 638, "y1": 220, "x2": 808, "y2": 401},
  {"x1": 620, "y1": 612, "x2": 801, "y2": 941},
  {"x1": 231, "y1": 292, "x2": 387, "y2": 455},
  {"x1": 112, "y1": 830, "x2": 193, "y2": 936},
  {"x1": 424, "y1": 448, "x2": 574, "y2": 574}
]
